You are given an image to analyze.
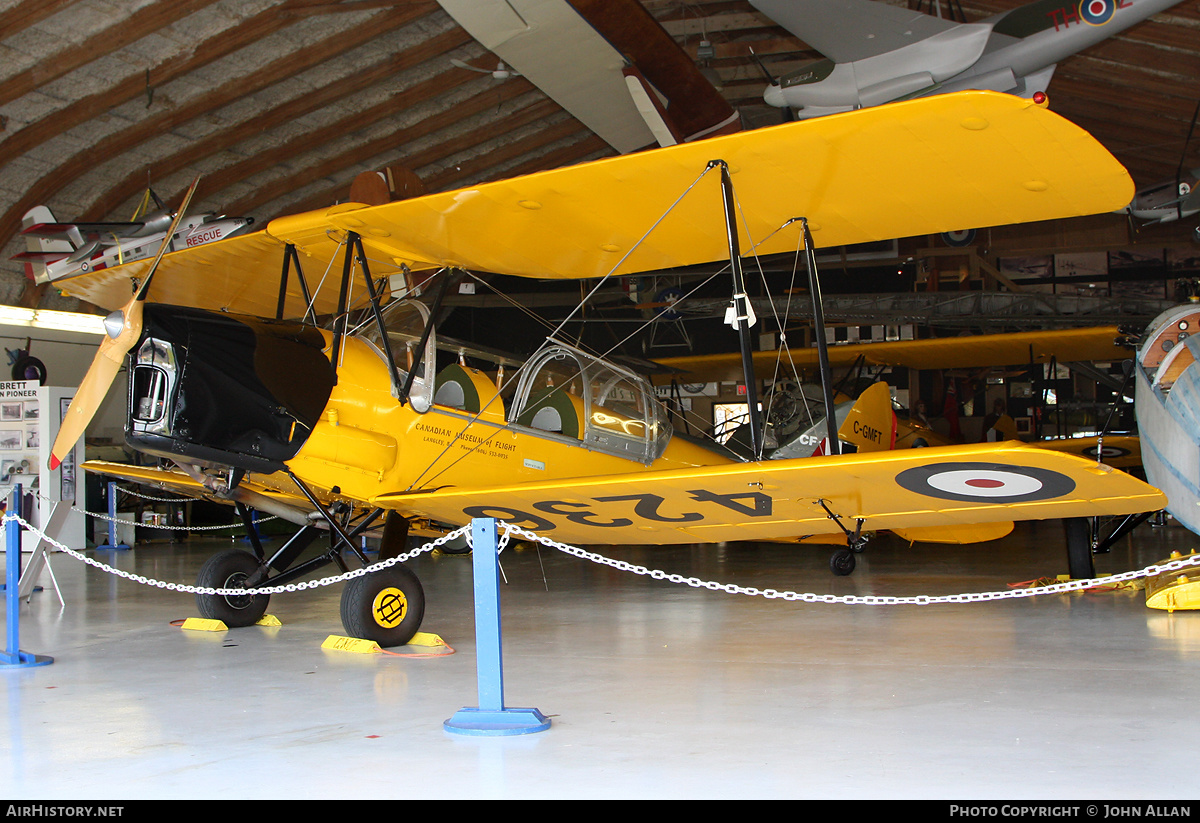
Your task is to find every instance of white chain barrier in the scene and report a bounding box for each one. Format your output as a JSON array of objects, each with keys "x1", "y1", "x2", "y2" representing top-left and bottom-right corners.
[
  {"x1": 86, "y1": 507, "x2": 279, "y2": 532},
  {"x1": 80, "y1": 487, "x2": 279, "y2": 531},
  {"x1": 9, "y1": 510, "x2": 1200, "y2": 606},
  {"x1": 488, "y1": 522, "x2": 1200, "y2": 606},
  {"x1": 4, "y1": 513, "x2": 468, "y2": 597},
  {"x1": 112, "y1": 486, "x2": 200, "y2": 504}
]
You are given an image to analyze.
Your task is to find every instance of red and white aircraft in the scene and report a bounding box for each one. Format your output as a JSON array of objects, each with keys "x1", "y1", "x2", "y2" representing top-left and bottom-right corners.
[{"x1": 15, "y1": 204, "x2": 253, "y2": 285}]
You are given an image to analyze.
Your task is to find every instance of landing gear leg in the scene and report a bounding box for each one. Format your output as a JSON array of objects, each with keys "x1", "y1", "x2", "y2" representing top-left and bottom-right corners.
[
  {"x1": 282, "y1": 471, "x2": 429, "y2": 646},
  {"x1": 818, "y1": 499, "x2": 868, "y2": 576},
  {"x1": 378, "y1": 511, "x2": 409, "y2": 561}
]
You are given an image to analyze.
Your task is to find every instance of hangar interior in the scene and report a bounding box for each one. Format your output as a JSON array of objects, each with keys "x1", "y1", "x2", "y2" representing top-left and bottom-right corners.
[{"x1": 2, "y1": 0, "x2": 1200, "y2": 800}]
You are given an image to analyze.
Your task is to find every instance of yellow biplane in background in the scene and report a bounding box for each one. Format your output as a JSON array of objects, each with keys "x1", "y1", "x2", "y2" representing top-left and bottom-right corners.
[
  {"x1": 655, "y1": 323, "x2": 1144, "y2": 464},
  {"x1": 651, "y1": 325, "x2": 1146, "y2": 574},
  {"x1": 49, "y1": 91, "x2": 1166, "y2": 646}
]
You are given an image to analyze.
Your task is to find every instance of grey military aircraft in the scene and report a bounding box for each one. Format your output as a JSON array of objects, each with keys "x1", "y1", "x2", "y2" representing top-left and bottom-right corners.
[{"x1": 750, "y1": 0, "x2": 1185, "y2": 119}]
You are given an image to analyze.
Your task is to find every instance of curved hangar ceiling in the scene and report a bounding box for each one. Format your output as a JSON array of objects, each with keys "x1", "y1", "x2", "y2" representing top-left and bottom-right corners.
[{"x1": 0, "y1": 0, "x2": 1197, "y2": 311}]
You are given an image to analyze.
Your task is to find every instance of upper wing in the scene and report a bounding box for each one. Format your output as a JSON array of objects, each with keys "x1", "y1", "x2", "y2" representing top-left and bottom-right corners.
[
  {"x1": 749, "y1": 0, "x2": 964, "y2": 63},
  {"x1": 81, "y1": 461, "x2": 205, "y2": 497},
  {"x1": 43, "y1": 228, "x2": 312, "y2": 318},
  {"x1": 372, "y1": 442, "x2": 1165, "y2": 545},
  {"x1": 653, "y1": 326, "x2": 1131, "y2": 383},
  {"x1": 52, "y1": 91, "x2": 1131, "y2": 314}
]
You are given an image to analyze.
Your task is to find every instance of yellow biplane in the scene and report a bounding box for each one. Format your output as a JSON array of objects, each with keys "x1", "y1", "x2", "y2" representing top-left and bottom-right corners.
[{"x1": 49, "y1": 91, "x2": 1166, "y2": 646}]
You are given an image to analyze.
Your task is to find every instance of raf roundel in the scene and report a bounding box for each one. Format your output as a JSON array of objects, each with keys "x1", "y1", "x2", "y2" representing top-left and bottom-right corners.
[
  {"x1": 895, "y1": 462, "x2": 1076, "y2": 504},
  {"x1": 1080, "y1": 0, "x2": 1117, "y2": 26},
  {"x1": 1081, "y1": 444, "x2": 1130, "y2": 460}
]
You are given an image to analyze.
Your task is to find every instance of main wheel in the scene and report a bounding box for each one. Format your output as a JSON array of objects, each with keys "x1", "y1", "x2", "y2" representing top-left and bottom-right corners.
[
  {"x1": 1064, "y1": 517, "x2": 1095, "y2": 580},
  {"x1": 340, "y1": 564, "x2": 425, "y2": 648},
  {"x1": 195, "y1": 549, "x2": 270, "y2": 627},
  {"x1": 830, "y1": 548, "x2": 856, "y2": 576}
]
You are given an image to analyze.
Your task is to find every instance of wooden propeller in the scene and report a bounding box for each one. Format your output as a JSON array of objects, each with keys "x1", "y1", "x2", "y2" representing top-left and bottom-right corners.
[{"x1": 49, "y1": 177, "x2": 200, "y2": 471}]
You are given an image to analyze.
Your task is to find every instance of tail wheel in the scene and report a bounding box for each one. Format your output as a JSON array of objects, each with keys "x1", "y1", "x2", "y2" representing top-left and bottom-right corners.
[
  {"x1": 340, "y1": 564, "x2": 425, "y2": 648},
  {"x1": 830, "y1": 548, "x2": 856, "y2": 576},
  {"x1": 195, "y1": 549, "x2": 270, "y2": 627}
]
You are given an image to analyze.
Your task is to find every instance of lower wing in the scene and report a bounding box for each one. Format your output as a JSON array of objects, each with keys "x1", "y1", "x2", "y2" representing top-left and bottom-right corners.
[
  {"x1": 80, "y1": 460, "x2": 313, "y2": 512},
  {"x1": 1030, "y1": 435, "x2": 1141, "y2": 469},
  {"x1": 374, "y1": 442, "x2": 1165, "y2": 545}
]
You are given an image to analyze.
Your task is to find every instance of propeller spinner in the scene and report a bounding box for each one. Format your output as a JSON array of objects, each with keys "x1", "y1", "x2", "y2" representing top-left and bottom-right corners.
[{"x1": 48, "y1": 177, "x2": 201, "y2": 471}]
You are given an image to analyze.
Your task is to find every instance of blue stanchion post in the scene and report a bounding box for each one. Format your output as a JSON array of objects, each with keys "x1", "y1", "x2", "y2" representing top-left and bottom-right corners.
[
  {"x1": 444, "y1": 518, "x2": 550, "y2": 736},
  {"x1": 97, "y1": 481, "x2": 129, "y2": 550},
  {"x1": 2, "y1": 485, "x2": 52, "y2": 669}
]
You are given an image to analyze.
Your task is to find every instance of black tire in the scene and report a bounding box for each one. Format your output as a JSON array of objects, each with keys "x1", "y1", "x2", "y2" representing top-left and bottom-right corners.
[
  {"x1": 830, "y1": 548, "x2": 856, "y2": 576},
  {"x1": 340, "y1": 564, "x2": 425, "y2": 648},
  {"x1": 12, "y1": 354, "x2": 46, "y2": 385},
  {"x1": 1064, "y1": 517, "x2": 1095, "y2": 580},
  {"x1": 436, "y1": 533, "x2": 471, "y2": 555},
  {"x1": 195, "y1": 549, "x2": 270, "y2": 627}
]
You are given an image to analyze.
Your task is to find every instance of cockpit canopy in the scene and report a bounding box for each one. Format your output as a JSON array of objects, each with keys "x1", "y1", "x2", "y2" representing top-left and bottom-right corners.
[
  {"x1": 358, "y1": 298, "x2": 436, "y2": 412},
  {"x1": 508, "y1": 340, "x2": 672, "y2": 465}
]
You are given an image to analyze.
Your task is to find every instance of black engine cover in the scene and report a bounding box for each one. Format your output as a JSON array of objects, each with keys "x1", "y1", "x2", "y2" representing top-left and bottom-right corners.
[{"x1": 127, "y1": 305, "x2": 336, "y2": 473}]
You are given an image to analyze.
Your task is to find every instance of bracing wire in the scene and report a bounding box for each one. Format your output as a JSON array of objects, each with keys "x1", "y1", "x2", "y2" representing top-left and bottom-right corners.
[{"x1": 405, "y1": 163, "x2": 723, "y2": 489}]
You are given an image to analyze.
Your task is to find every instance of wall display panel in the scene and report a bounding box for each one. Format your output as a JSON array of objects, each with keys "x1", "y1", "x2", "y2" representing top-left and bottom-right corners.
[{"x1": 0, "y1": 381, "x2": 86, "y2": 552}]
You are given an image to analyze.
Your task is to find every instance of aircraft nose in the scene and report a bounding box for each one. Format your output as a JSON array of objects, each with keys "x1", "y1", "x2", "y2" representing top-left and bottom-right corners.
[{"x1": 763, "y1": 84, "x2": 787, "y2": 109}]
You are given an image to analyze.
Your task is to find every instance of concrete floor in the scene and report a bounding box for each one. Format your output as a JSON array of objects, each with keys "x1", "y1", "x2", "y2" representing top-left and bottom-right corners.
[{"x1": 3, "y1": 516, "x2": 1200, "y2": 800}]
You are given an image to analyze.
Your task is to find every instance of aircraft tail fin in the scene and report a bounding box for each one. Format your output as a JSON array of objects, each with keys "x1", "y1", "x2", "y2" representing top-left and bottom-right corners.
[
  {"x1": 837, "y1": 381, "x2": 896, "y2": 453},
  {"x1": 18, "y1": 206, "x2": 71, "y2": 282}
]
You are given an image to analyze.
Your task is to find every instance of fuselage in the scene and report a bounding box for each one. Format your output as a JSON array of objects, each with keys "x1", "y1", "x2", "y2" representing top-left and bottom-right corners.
[
  {"x1": 281, "y1": 333, "x2": 734, "y2": 505},
  {"x1": 125, "y1": 304, "x2": 734, "y2": 512},
  {"x1": 1134, "y1": 303, "x2": 1200, "y2": 534}
]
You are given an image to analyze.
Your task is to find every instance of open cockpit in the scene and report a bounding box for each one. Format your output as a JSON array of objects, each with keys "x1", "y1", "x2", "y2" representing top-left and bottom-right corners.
[{"x1": 355, "y1": 297, "x2": 674, "y2": 466}]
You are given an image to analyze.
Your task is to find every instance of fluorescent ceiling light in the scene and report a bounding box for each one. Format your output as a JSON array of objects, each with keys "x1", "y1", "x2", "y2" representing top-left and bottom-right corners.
[{"x1": 0, "y1": 306, "x2": 105, "y2": 335}]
